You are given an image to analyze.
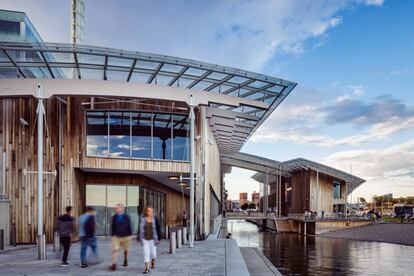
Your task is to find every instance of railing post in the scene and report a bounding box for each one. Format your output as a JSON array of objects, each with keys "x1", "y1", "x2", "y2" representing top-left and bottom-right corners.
[
  {"x1": 169, "y1": 231, "x2": 176, "y2": 254},
  {"x1": 0, "y1": 229, "x2": 4, "y2": 250},
  {"x1": 177, "y1": 228, "x2": 182, "y2": 249},
  {"x1": 182, "y1": 226, "x2": 187, "y2": 245},
  {"x1": 53, "y1": 231, "x2": 59, "y2": 252}
]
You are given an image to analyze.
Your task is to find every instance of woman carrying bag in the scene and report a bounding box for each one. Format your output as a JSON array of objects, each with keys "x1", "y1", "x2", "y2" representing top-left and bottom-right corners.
[{"x1": 138, "y1": 207, "x2": 161, "y2": 274}]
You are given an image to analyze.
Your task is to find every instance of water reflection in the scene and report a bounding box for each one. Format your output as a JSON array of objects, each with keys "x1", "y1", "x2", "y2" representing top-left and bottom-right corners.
[{"x1": 228, "y1": 220, "x2": 414, "y2": 275}]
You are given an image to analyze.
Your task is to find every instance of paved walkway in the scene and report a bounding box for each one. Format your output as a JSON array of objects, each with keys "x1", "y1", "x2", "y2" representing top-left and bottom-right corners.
[
  {"x1": 0, "y1": 237, "x2": 249, "y2": 276},
  {"x1": 319, "y1": 223, "x2": 414, "y2": 246}
]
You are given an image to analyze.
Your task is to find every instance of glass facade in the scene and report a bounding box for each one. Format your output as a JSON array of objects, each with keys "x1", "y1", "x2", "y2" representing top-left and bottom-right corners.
[
  {"x1": 333, "y1": 181, "x2": 341, "y2": 199},
  {"x1": 87, "y1": 111, "x2": 190, "y2": 161},
  {"x1": 86, "y1": 184, "x2": 166, "y2": 236}
]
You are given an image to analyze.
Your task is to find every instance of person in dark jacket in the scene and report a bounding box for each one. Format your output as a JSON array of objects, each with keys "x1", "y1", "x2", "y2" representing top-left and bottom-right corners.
[
  {"x1": 58, "y1": 206, "x2": 75, "y2": 266},
  {"x1": 108, "y1": 203, "x2": 132, "y2": 271},
  {"x1": 79, "y1": 206, "x2": 98, "y2": 268},
  {"x1": 138, "y1": 207, "x2": 161, "y2": 274}
]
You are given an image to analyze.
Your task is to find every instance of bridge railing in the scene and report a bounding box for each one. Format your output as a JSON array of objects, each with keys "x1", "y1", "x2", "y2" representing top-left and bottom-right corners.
[{"x1": 224, "y1": 211, "x2": 266, "y2": 218}]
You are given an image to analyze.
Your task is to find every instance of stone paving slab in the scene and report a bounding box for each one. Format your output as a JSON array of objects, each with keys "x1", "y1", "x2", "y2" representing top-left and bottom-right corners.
[{"x1": 0, "y1": 237, "x2": 249, "y2": 276}]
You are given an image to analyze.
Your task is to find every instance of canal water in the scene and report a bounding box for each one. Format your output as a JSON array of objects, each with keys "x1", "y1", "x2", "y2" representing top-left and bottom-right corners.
[{"x1": 228, "y1": 220, "x2": 414, "y2": 275}]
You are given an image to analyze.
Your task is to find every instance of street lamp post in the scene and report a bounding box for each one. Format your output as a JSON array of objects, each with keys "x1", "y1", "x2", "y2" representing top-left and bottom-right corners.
[{"x1": 23, "y1": 84, "x2": 57, "y2": 260}]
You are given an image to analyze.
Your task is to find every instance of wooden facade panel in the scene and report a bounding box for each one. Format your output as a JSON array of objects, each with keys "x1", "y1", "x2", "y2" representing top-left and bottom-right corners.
[
  {"x1": 82, "y1": 157, "x2": 190, "y2": 174},
  {"x1": 1, "y1": 96, "x2": 196, "y2": 243}
]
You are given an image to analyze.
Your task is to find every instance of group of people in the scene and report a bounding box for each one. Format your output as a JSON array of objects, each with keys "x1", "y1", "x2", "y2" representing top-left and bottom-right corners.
[{"x1": 57, "y1": 203, "x2": 160, "y2": 274}]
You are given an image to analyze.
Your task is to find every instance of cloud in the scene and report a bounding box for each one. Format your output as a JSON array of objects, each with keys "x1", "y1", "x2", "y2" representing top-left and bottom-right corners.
[
  {"x1": 323, "y1": 139, "x2": 414, "y2": 179},
  {"x1": 252, "y1": 83, "x2": 414, "y2": 147},
  {"x1": 362, "y1": 0, "x2": 385, "y2": 6},
  {"x1": 322, "y1": 95, "x2": 414, "y2": 126}
]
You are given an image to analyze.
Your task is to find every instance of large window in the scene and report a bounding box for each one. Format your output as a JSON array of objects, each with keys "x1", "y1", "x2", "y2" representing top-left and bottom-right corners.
[
  {"x1": 172, "y1": 114, "x2": 190, "y2": 160},
  {"x1": 333, "y1": 181, "x2": 341, "y2": 199},
  {"x1": 132, "y1": 112, "x2": 152, "y2": 159},
  {"x1": 86, "y1": 111, "x2": 190, "y2": 161},
  {"x1": 87, "y1": 111, "x2": 109, "y2": 157},
  {"x1": 109, "y1": 112, "x2": 131, "y2": 158},
  {"x1": 86, "y1": 184, "x2": 165, "y2": 236}
]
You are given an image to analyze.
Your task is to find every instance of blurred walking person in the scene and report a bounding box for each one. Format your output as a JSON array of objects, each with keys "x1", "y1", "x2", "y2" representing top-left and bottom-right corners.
[
  {"x1": 58, "y1": 206, "x2": 75, "y2": 266},
  {"x1": 108, "y1": 203, "x2": 132, "y2": 271},
  {"x1": 182, "y1": 210, "x2": 187, "y2": 227},
  {"x1": 138, "y1": 207, "x2": 161, "y2": 274},
  {"x1": 79, "y1": 206, "x2": 98, "y2": 268}
]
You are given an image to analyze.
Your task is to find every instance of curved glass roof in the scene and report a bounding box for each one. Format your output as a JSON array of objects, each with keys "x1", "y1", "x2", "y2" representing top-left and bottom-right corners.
[{"x1": 0, "y1": 41, "x2": 297, "y2": 153}]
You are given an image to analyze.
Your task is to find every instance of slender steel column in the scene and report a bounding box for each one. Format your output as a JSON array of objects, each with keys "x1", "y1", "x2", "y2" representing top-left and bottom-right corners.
[
  {"x1": 189, "y1": 103, "x2": 195, "y2": 247},
  {"x1": 36, "y1": 84, "x2": 46, "y2": 260}
]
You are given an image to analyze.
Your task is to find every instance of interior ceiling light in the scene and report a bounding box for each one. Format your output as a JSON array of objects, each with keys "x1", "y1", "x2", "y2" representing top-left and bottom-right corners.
[
  {"x1": 168, "y1": 176, "x2": 179, "y2": 180},
  {"x1": 184, "y1": 186, "x2": 191, "y2": 190},
  {"x1": 178, "y1": 182, "x2": 187, "y2": 186}
]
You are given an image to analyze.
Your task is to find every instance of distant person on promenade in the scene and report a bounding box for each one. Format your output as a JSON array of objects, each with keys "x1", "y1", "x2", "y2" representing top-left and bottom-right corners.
[
  {"x1": 321, "y1": 210, "x2": 325, "y2": 220},
  {"x1": 138, "y1": 207, "x2": 161, "y2": 274},
  {"x1": 57, "y1": 206, "x2": 75, "y2": 266},
  {"x1": 108, "y1": 203, "x2": 132, "y2": 271},
  {"x1": 182, "y1": 210, "x2": 187, "y2": 227},
  {"x1": 79, "y1": 206, "x2": 98, "y2": 268}
]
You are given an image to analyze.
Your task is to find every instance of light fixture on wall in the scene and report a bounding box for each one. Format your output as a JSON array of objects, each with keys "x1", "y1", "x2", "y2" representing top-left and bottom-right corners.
[
  {"x1": 168, "y1": 176, "x2": 179, "y2": 180},
  {"x1": 286, "y1": 187, "x2": 292, "y2": 191}
]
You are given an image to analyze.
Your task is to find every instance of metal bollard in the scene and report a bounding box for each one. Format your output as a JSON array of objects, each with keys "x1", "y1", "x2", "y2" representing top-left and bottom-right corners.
[
  {"x1": 182, "y1": 226, "x2": 187, "y2": 245},
  {"x1": 53, "y1": 231, "x2": 59, "y2": 252},
  {"x1": 169, "y1": 231, "x2": 176, "y2": 254},
  {"x1": 37, "y1": 234, "x2": 46, "y2": 260},
  {"x1": 177, "y1": 229, "x2": 182, "y2": 249},
  {"x1": 166, "y1": 225, "x2": 169, "y2": 239},
  {"x1": 0, "y1": 229, "x2": 4, "y2": 250}
]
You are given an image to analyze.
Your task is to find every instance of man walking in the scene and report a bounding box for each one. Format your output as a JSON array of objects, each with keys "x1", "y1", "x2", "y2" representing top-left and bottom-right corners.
[
  {"x1": 79, "y1": 206, "x2": 98, "y2": 268},
  {"x1": 58, "y1": 206, "x2": 75, "y2": 266},
  {"x1": 109, "y1": 203, "x2": 132, "y2": 271}
]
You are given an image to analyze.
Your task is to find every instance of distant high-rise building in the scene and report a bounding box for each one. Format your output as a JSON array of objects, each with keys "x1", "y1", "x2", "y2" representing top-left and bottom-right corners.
[
  {"x1": 239, "y1": 192, "x2": 248, "y2": 207},
  {"x1": 252, "y1": 190, "x2": 260, "y2": 206},
  {"x1": 0, "y1": 9, "x2": 43, "y2": 42},
  {"x1": 71, "y1": 0, "x2": 85, "y2": 44}
]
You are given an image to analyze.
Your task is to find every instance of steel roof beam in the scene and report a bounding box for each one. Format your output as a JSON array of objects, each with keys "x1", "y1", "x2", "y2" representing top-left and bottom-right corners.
[{"x1": 147, "y1": 62, "x2": 164, "y2": 84}]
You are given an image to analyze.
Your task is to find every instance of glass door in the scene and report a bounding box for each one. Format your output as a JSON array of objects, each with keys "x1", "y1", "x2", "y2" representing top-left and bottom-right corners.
[
  {"x1": 106, "y1": 185, "x2": 127, "y2": 235},
  {"x1": 85, "y1": 185, "x2": 107, "y2": 235},
  {"x1": 127, "y1": 186, "x2": 139, "y2": 234}
]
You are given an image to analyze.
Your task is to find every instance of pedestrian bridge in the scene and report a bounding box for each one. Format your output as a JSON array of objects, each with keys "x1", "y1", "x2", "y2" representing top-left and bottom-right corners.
[{"x1": 224, "y1": 212, "x2": 268, "y2": 220}]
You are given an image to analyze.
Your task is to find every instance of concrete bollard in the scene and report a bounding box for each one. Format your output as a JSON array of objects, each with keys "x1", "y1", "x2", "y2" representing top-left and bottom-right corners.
[
  {"x1": 0, "y1": 229, "x2": 4, "y2": 250},
  {"x1": 53, "y1": 231, "x2": 59, "y2": 252},
  {"x1": 182, "y1": 226, "x2": 187, "y2": 245},
  {"x1": 169, "y1": 231, "x2": 176, "y2": 254},
  {"x1": 177, "y1": 228, "x2": 182, "y2": 249}
]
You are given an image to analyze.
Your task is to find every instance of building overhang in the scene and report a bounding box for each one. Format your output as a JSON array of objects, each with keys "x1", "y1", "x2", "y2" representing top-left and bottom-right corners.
[
  {"x1": 251, "y1": 157, "x2": 366, "y2": 194},
  {"x1": 0, "y1": 41, "x2": 297, "y2": 154}
]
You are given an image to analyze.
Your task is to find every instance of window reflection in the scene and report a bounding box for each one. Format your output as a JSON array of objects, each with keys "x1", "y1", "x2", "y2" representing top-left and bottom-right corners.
[
  {"x1": 153, "y1": 113, "x2": 172, "y2": 160},
  {"x1": 86, "y1": 111, "x2": 189, "y2": 161},
  {"x1": 87, "y1": 111, "x2": 108, "y2": 157},
  {"x1": 132, "y1": 112, "x2": 152, "y2": 159},
  {"x1": 109, "y1": 112, "x2": 131, "y2": 158},
  {"x1": 173, "y1": 115, "x2": 190, "y2": 160}
]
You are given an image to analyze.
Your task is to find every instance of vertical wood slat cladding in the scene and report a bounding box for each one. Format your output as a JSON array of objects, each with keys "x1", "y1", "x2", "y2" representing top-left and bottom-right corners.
[
  {"x1": 288, "y1": 170, "x2": 311, "y2": 214},
  {"x1": 1, "y1": 97, "x2": 59, "y2": 243},
  {"x1": 1, "y1": 96, "x2": 192, "y2": 243}
]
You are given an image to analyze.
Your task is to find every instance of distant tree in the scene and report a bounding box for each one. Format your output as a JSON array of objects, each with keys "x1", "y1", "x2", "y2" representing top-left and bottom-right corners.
[
  {"x1": 241, "y1": 203, "x2": 249, "y2": 210},
  {"x1": 249, "y1": 203, "x2": 256, "y2": 210}
]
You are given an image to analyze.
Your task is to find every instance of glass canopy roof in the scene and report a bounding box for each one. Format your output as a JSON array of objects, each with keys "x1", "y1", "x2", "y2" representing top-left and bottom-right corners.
[{"x1": 0, "y1": 41, "x2": 297, "y2": 153}]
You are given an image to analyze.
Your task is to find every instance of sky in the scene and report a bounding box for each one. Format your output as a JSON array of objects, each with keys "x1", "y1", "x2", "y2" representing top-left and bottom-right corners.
[{"x1": 2, "y1": 0, "x2": 413, "y2": 202}]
